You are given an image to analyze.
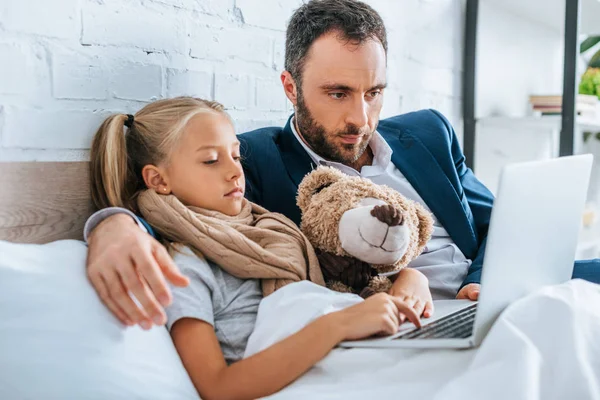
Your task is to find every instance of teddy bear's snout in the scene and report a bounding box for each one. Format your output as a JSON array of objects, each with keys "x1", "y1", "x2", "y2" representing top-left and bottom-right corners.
[{"x1": 370, "y1": 205, "x2": 404, "y2": 227}]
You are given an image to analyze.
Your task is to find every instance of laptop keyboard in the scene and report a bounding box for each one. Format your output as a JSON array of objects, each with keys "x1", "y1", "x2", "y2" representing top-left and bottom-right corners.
[{"x1": 395, "y1": 303, "x2": 478, "y2": 340}]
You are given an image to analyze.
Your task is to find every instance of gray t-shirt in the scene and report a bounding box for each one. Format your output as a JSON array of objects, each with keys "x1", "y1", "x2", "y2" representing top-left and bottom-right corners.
[{"x1": 166, "y1": 246, "x2": 262, "y2": 364}]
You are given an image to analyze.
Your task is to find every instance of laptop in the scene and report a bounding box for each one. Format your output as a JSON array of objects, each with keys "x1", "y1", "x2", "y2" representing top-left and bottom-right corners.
[{"x1": 339, "y1": 154, "x2": 593, "y2": 349}]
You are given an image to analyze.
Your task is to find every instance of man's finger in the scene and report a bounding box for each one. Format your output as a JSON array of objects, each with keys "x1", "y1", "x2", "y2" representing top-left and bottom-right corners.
[
  {"x1": 101, "y1": 268, "x2": 151, "y2": 326},
  {"x1": 469, "y1": 287, "x2": 480, "y2": 301},
  {"x1": 154, "y1": 244, "x2": 189, "y2": 288},
  {"x1": 128, "y1": 269, "x2": 166, "y2": 326},
  {"x1": 115, "y1": 264, "x2": 157, "y2": 324},
  {"x1": 390, "y1": 297, "x2": 421, "y2": 328},
  {"x1": 137, "y1": 274, "x2": 168, "y2": 326},
  {"x1": 133, "y1": 249, "x2": 172, "y2": 308},
  {"x1": 89, "y1": 272, "x2": 131, "y2": 325},
  {"x1": 457, "y1": 284, "x2": 481, "y2": 300}
]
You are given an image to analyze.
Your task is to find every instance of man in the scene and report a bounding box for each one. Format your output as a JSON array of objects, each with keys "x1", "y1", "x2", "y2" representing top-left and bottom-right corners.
[{"x1": 85, "y1": 0, "x2": 600, "y2": 330}]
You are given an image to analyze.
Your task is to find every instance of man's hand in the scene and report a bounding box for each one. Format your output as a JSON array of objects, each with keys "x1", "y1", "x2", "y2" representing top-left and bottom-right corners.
[
  {"x1": 388, "y1": 268, "x2": 433, "y2": 320},
  {"x1": 456, "y1": 283, "x2": 480, "y2": 301},
  {"x1": 86, "y1": 214, "x2": 189, "y2": 329}
]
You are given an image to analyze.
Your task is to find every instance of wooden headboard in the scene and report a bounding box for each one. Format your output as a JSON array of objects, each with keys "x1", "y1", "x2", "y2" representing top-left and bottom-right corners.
[{"x1": 0, "y1": 162, "x2": 95, "y2": 243}]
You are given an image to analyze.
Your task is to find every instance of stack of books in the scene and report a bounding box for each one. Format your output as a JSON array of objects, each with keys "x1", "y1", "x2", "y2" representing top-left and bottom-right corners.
[{"x1": 529, "y1": 94, "x2": 600, "y2": 119}]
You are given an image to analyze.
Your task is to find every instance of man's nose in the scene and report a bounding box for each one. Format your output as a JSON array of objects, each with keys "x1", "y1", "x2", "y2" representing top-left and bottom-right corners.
[{"x1": 346, "y1": 98, "x2": 369, "y2": 128}]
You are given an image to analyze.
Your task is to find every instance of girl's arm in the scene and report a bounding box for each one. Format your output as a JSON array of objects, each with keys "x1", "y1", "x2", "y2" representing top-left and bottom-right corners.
[{"x1": 171, "y1": 293, "x2": 421, "y2": 400}]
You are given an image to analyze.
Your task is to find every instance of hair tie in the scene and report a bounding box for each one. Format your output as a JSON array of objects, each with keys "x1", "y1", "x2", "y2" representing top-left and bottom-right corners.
[{"x1": 124, "y1": 114, "x2": 135, "y2": 128}]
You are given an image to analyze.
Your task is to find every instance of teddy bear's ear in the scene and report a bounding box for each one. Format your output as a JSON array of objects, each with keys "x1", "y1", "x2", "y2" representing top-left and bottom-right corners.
[{"x1": 296, "y1": 166, "x2": 346, "y2": 212}]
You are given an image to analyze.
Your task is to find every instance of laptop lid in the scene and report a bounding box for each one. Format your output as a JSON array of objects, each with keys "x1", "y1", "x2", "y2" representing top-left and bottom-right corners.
[{"x1": 472, "y1": 155, "x2": 593, "y2": 346}]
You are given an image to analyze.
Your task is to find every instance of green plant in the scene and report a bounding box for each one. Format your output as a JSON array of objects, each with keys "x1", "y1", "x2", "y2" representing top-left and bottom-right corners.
[
  {"x1": 579, "y1": 68, "x2": 600, "y2": 97},
  {"x1": 581, "y1": 36, "x2": 600, "y2": 68},
  {"x1": 580, "y1": 37, "x2": 600, "y2": 143},
  {"x1": 579, "y1": 36, "x2": 600, "y2": 99},
  {"x1": 583, "y1": 131, "x2": 600, "y2": 143}
]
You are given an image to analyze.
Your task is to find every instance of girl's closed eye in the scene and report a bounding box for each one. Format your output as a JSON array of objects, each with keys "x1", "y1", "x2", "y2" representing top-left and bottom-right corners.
[{"x1": 203, "y1": 159, "x2": 218, "y2": 165}]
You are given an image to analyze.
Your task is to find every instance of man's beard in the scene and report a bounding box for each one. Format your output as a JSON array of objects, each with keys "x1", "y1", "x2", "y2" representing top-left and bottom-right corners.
[{"x1": 295, "y1": 91, "x2": 374, "y2": 165}]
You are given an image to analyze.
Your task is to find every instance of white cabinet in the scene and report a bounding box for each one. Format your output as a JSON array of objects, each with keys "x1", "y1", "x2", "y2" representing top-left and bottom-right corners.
[{"x1": 474, "y1": 116, "x2": 600, "y2": 259}]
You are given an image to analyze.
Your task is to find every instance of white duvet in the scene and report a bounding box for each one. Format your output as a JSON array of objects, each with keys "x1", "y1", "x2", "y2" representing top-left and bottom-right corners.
[{"x1": 245, "y1": 280, "x2": 600, "y2": 400}]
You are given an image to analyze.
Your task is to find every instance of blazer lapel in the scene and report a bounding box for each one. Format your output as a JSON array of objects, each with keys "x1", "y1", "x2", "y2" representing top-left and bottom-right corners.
[{"x1": 385, "y1": 130, "x2": 478, "y2": 256}]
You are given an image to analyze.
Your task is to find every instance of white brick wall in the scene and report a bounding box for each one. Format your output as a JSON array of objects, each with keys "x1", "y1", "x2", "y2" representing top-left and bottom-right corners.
[
  {"x1": 167, "y1": 68, "x2": 213, "y2": 98},
  {"x1": 0, "y1": 0, "x2": 464, "y2": 161},
  {"x1": 52, "y1": 54, "x2": 109, "y2": 100},
  {"x1": 0, "y1": 0, "x2": 79, "y2": 39}
]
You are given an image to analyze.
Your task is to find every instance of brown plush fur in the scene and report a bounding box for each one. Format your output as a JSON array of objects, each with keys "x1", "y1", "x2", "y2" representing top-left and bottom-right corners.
[{"x1": 297, "y1": 166, "x2": 434, "y2": 296}]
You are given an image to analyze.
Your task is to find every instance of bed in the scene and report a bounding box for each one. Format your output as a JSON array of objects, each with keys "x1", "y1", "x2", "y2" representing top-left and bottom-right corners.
[
  {"x1": 0, "y1": 162, "x2": 93, "y2": 243},
  {"x1": 0, "y1": 161, "x2": 200, "y2": 399},
  {"x1": 1, "y1": 162, "x2": 599, "y2": 400}
]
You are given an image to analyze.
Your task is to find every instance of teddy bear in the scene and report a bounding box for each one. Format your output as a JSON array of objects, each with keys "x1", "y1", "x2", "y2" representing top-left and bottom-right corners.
[{"x1": 297, "y1": 166, "x2": 434, "y2": 298}]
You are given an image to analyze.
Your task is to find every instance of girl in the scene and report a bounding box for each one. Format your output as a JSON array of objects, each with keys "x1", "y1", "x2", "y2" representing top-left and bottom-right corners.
[{"x1": 89, "y1": 97, "x2": 422, "y2": 400}]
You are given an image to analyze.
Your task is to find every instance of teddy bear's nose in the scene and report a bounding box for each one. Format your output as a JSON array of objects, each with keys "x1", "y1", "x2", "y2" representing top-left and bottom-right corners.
[{"x1": 370, "y1": 205, "x2": 404, "y2": 226}]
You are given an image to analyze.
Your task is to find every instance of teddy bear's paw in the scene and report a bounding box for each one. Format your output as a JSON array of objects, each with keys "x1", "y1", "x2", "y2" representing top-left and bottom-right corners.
[
  {"x1": 368, "y1": 276, "x2": 393, "y2": 293},
  {"x1": 328, "y1": 281, "x2": 355, "y2": 294},
  {"x1": 359, "y1": 286, "x2": 377, "y2": 298}
]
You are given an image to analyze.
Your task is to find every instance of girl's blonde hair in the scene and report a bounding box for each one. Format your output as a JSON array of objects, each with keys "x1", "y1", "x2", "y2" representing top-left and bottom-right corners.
[{"x1": 90, "y1": 96, "x2": 228, "y2": 213}]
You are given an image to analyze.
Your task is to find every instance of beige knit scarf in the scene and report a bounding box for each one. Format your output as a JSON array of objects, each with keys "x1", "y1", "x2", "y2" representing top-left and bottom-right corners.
[{"x1": 137, "y1": 190, "x2": 324, "y2": 296}]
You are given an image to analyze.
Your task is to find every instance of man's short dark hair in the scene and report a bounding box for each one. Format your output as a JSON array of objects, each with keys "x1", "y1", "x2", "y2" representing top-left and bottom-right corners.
[{"x1": 285, "y1": 0, "x2": 387, "y2": 83}]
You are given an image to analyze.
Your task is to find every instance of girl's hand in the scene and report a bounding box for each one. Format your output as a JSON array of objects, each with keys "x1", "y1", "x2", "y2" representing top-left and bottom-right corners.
[
  {"x1": 388, "y1": 268, "x2": 434, "y2": 319},
  {"x1": 332, "y1": 293, "x2": 421, "y2": 341}
]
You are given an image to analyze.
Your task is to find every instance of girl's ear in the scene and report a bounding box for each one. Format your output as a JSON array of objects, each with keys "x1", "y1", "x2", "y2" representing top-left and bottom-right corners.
[{"x1": 142, "y1": 165, "x2": 171, "y2": 194}]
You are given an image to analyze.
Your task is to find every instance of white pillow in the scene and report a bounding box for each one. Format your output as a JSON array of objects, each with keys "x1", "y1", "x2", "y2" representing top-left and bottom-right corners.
[{"x1": 0, "y1": 240, "x2": 199, "y2": 400}]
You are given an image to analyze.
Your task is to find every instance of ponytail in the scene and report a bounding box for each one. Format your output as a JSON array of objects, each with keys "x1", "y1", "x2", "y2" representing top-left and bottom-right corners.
[{"x1": 90, "y1": 114, "x2": 134, "y2": 212}]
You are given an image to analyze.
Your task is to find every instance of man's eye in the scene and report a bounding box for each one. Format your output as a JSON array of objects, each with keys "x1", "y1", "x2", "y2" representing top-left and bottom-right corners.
[
  {"x1": 368, "y1": 91, "x2": 381, "y2": 98},
  {"x1": 329, "y1": 92, "x2": 346, "y2": 100},
  {"x1": 203, "y1": 160, "x2": 218, "y2": 165}
]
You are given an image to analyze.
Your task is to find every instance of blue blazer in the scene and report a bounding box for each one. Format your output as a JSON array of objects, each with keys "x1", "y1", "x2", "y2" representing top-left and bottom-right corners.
[{"x1": 239, "y1": 109, "x2": 495, "y2": 287}]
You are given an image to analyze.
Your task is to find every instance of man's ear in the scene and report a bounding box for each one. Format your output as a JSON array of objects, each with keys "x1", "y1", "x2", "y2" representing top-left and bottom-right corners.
[
  {"x1": 296, "y1": 166, "x2": 346, "y2": 212},
  {"x1": 281, "y1": 71, "x2": 298, "y2": 106},
  {"x1": 142, "y1": 165, "x2": 171, "y2": 194}
]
